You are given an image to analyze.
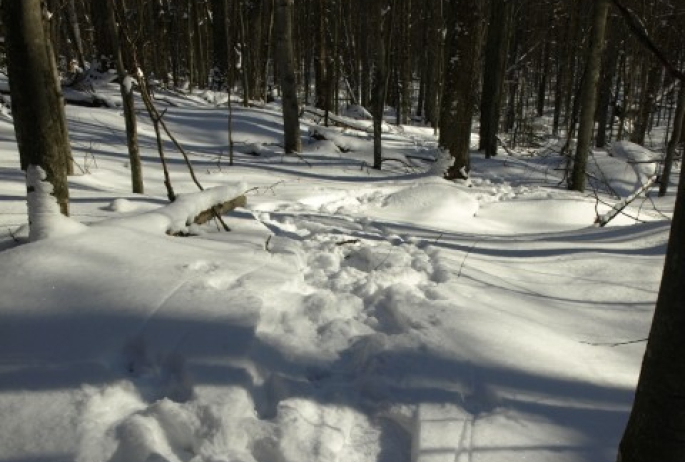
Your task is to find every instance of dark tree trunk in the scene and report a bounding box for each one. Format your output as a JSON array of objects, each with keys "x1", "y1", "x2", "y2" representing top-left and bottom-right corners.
[
  {"x1": 630, "y1": 64, "x2": 662, "y2": 146},
  {"x1": 595, "y1": 15, "x2": 620, "y2": 148},
  {"x1": 65, "y1": 0, "x2": 87, "y2": 70},
  {"x1": 276, "y1": 0, "x2": 301, "y2": 153},
  {"x1": 371, "y1": 0, "x2": 390, "y2": 170},
  {"x1": 479, "y1": 0, "x2": 513, "y2": 158},
  {"x1": 90, "y1": 0, "x2": 114, "y2": 58},
  {"x1": 658, "y1": 82, "x2": 685, "y2": 197},
  {"x1": 212, "y1": 0, "x2": 229, "y2": 75},
  {"x1": 439, "y1": 0, "x2": 484, "y2": 179},
  {"x1": 570, "y1": 0, "x2": 609, "y2": 192},
  {"x1": 3, "y1": 0, "x2": 72, "y2": 218},
  {"x1": 617, "y1": 99, "x2": 685, "y2": 459}
]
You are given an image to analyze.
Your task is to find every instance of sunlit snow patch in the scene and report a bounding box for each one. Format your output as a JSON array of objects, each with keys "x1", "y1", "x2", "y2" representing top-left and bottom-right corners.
[{"x1": 367, "y1": 179, "x2": 479, "y2": 232}]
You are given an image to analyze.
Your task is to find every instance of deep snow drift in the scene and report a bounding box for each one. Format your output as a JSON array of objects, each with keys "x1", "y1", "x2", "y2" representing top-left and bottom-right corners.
[{"x1": 0, "y1": 82, "x2": 676, "y2": 462}]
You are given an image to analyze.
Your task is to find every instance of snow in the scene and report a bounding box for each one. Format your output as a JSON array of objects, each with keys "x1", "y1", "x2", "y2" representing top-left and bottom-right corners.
[{"x1": 0, "y1": 81, "x2": 677, "y2": 462}]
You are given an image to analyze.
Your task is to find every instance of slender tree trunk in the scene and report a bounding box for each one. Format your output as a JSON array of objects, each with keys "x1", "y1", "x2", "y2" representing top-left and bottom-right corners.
[
  {"x1": 630, "y1": 64, "x2": 661, "y2": 146},
  {"x1": 536, "y1": 36, "x2": 549, "y2": 118},
  {"x1": 659, "y1": 82, "x2": 685, "y2": 197},
  {"x1": 3, "y1": 0, "x2": 71, "y2": 218},
  {"x1": 570, "y1": 0, "x2": 609, "y2": 192},
  {"x1": 238, "y1": 3, "x2": 250, "y2": 106},
  {"x1": 315, "y1": 0, "x2": 329, "y2": 111},
  {"x1": 595, "y1": 16, "x2": 620, "y2": 148},
  {"x1": 223, "y1": 0, "x2": 235, "y2": 165},
  {"x1": 106, "y1": 0, "x2": 143, "y2": 194},
  {"x1": 276, "y1": 0, "x2": 301, "y2": 153},
  {"x1": 371, "y1": 0, "x2": 390, "y2": 170}
]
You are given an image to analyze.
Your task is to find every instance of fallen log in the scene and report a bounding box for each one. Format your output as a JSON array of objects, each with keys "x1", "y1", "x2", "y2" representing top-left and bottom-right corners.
[
  {"x1": 103, "y1": 184, "x2": 247, "y2": 235},
  {"x1": 193, "y1": 195, "x2": 247, "y2": 226},
  {"x1": 596, "y1": 175, "x2": 657, "y2": 227}
]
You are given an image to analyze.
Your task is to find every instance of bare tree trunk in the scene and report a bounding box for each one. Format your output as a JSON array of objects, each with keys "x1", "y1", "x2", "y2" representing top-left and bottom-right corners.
[
  {"x1": 65, "y1": 0, "x2": 87, "y2": 70},
  {"x1": 630, "y1": 64, "x2": 661, "y2": 146},
  {"x1": 276, "y1": 0, "x2": 301, "y2": 153},
  {"x1": 439, "y1": 0, "x2": 484, "y2": 179},
  {"x1": 570, "y1": 0, "x2": 609, "y2": 192},
  {"x1": 595, "y1": 15, "x2": 620, "y2": 148},
  {"x1": 106, "y1": 0, "x2": 143, "y2": 194},
  {"x1": 479, "y1": 0, "x2": 513, "y2": 158},
  {"x1": 617, "y1": 111, "x2": 685, "y2": 460},
  {"x1": 3, "y1": 0, "x2": 71, "y2": 218},
  {"x1": 659, "y1": 82, "x2": 685, "y2": 197},
  {"x1": 371, "y1": 0, "x2": 391, "y2": 170}
]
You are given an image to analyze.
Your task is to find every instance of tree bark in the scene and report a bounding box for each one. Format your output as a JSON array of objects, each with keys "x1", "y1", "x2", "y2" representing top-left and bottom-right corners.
[
  {"x1": 479, "y1": 0, "x2": 513, "y2": 158},
  {"x1": 658, "y1": 82, "x2": 685, "y2": 197},
  {"x1": 617, "y1": 108, "x2": 685, "y2": 460},
  {"x1": 630, "y1": 64, "x2": 661, "y2": 146},
  {"x1": 439, "y1": 0, "x2": 484, "y2": 179},
  {"x1": 276, "y1": 0, "x2": 302, "y2": 153},
  {"x1": 106, "y1": 0, "x2": 144, "y2": 194},
  {"x1": 595, "y1": 15, "x2": 620, "y2": 148},
  {"x1": 371, "y1": 0, "x2": 391, "y2": 170},
  {"x1": 3, "y1": 0, "x2": 72, "y2": 216},
  {"x1": 570, "y1": 0, "x2": 609, "y2": 192}
]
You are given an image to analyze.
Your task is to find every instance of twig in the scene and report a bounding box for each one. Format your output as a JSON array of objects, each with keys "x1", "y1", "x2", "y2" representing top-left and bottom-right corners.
[
  {"x1": 457, "y1": 239, "x2": 482, "y2": 278},
  {"x1": 433, "y1": 232, "x2": 444, "y2": 245},
  {"x1": 580, "y1": 338, "x2": 647, "y2": 347},
  {"x1": 610, "y1": 0, "x2": 685, "y2": 83},
  {"x1": 336, "y1": 239, "x2": 361, "y2": 246},
  {"x1": 8, "y1": 227, "x2": 21, "y2": 242},
  {"x1": 243, "y1": 180, "x2": 287, "y2": 196}
]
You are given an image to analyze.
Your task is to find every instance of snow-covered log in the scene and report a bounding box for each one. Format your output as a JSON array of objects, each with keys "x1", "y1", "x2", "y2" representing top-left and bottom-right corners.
[{"x1": 103, "y1": 183, "x2": 247, "y2": 235}]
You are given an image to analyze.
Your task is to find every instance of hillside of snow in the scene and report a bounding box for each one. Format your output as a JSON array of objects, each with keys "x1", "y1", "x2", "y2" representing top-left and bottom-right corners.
[{"x1": 0, "y1": 83, "x2": 677, "y2": 462}]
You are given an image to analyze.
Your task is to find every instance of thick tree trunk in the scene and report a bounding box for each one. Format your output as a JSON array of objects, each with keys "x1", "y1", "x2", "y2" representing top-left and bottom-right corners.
[
  {"x1": 570, "y1": 0, "x2": 609, "y2": 192},
  {"x1": 90, "y1": 0, "x2": 114, "y2": 58},
  {"x1": 65, "y1": 0, "x2": 87, "y2": 70},
  {"x1": 315, "y1": 0, "x2": 330, "y2": 111},
  {"x1": 212, "y1": 0, "x2": 229, "y2": 75},
  {"x1": 276, "y1": 0, "x2": 301, "y2": 153},
  {"x1": 439, "y1": 0, "x2": 484, "y2": 179},
  {"x1": 617, "y1": 109, "x2": 685, "y2": 460},
  {"x1": 3, "y1": 0, "x2": 72, "y2": 217},
  {"x1": 479, "y1": 0, "x2": 513, "y2": 158}
]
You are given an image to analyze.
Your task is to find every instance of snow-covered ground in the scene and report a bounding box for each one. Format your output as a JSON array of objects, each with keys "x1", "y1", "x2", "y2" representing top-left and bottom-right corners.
[{"x1": 0, "y1": 83, "x2": 676, "y2": 462}]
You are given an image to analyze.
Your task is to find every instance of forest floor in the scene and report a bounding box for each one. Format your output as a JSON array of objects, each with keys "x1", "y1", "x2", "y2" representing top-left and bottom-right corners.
[{"x1": 0, "y1": 81, "x2": 678, "y2": 462}]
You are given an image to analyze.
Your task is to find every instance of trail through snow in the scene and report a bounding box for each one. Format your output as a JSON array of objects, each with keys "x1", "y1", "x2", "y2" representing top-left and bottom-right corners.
[{"x1": 0, "y1": 84, "x2": 676, "y2": 462}]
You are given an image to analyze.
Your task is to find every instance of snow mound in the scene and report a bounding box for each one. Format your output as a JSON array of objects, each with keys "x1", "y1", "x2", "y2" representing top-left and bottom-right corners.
[
  {"x1": 107, "y1": 198, "x2": 141, "y2": 213},
  {"x1": 592, "y1": 142, "x2": 658, "y2": 197},
  {"x1": 372, "y1": 180, "x2": 479, "y2": 230}
]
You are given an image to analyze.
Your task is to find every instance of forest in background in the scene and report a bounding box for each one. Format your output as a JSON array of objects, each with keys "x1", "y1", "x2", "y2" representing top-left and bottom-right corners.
[{"x1": 10, "y1": 0, "x2": 685, "y2": 186}]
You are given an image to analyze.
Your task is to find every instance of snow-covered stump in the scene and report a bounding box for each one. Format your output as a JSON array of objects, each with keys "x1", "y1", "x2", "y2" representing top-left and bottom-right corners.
[{"x1": 412, "y1": 404, "x2": 473, "y2": 462}]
